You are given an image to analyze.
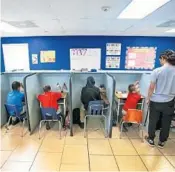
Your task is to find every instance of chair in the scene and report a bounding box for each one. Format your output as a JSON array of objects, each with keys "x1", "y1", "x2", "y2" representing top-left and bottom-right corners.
[
  {"x1": 84, "y1": 100, "x2": 109, "y2": 138},
  {"x1": 120, "y1": 109, "x2": 143, "y2": 141},
  {"x1": 39, "y1": 107, "x2": 62, "y2": 139},
  {"x1": 4, "y1": 104, "x2": 27, "y2": 137}
]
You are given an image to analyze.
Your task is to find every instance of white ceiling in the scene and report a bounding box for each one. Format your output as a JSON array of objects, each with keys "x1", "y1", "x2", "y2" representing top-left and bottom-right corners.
[{"x1": 1, "y1": 0, "x2": 175, "y2": 37}]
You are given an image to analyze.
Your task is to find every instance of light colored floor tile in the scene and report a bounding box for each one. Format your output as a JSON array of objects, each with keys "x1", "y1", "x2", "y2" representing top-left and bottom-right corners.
[
  {"x1": 112, "y1": 127, "x2": 127, "y2": 139},
  {"x1": 1, "y1": 135, "x2": 22, "y2": 151},
  {"x1": 62, "y1": 145, "x2": 88, "y2": 164},
  {"x1": 166, "y1": 156, "x2": 175, "y2": 168},
  {"x1": 39, "y1": 137, "x2": 64, "y2": 153},
  {"x1": 31, "y1": 152, "x2": 61, "y2": 171},
  {"x1": 90, "y1": 155, "x2": 119, "y2": 171},
  {"x1": 0, "y1": 151, "x2": 12, "y2": 168},
  {"x1": 87, "y1": 129, "x2": 105, "y2": 138},
  {"x1": 60, "y1": 164, "x2": 89, "y2": 171},
  {"x1": 158, "y1": 140, "x2": 175, "y2": 155},
  {"x1": 126, "y1": 127, "x2": 140, "y2": 139},
  {"x1": 169, "y1": 131, "x2": 175, "y2": 139},
  {"x1": 109, "y1": 139, "x2": 137, "y2": 155},
  {"x1": 65, "y1": 136, "x2": 87, "y2": 145},
  {"x1": 131, "y1": 139, "x2": 162, "y2": 155},
  {"x1": 8, "y1": 139, "x2": 39, "y2": 161},
  {"x1": 88, "y1": 139, "x2": 112, "y2": 155},
  {"x1": 141, "y1": 155, "x2": 175, "y2": 172},
  {"x1": 2, "y1": 161, "x2": 32, "y2": 171},
  {"x1": 115, "y1": 155, "x2": 147, "y2": 171}
]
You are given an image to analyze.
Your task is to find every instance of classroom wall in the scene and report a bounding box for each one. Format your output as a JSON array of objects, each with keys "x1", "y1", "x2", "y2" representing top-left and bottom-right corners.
[{"x1": 1, "y1": 36, "x2": 175, "y2": 72}]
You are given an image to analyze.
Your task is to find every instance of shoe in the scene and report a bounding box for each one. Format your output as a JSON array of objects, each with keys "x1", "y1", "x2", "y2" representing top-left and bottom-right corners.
[
  {"x1": 119, "y1": 124, "x2": 128, "y2": 132},
  {"x1": 158, "y1": 141, "x2": 165, "y2": 149},
  {"x1": 46, "y1": 122, "x2": 51, "y2": 130},
  {"x1": 79, "y1": 122, "x2": 84, "y2": 129},
  {"x1": 12, "y1": 118, "x2": 19, "y2": 125},
  {"x1": 145, "y1": 136, "x2": 155, "y2": 147}
]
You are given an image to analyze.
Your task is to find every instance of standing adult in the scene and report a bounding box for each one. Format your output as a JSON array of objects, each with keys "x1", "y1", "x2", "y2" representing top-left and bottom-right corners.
[{"x1": 146, "y1": 50, "x2": 175, "y2": 148}]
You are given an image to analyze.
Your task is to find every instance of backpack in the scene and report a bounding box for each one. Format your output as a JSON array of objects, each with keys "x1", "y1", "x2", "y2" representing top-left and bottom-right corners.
[{"x1": 73, "y1": 108, "x2": 80, "y2": 124}]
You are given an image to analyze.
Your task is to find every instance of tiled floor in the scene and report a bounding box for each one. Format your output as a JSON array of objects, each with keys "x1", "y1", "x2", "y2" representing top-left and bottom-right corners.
[{"x1": 0, "y1": 124, "x2": 175, "y2": 172}]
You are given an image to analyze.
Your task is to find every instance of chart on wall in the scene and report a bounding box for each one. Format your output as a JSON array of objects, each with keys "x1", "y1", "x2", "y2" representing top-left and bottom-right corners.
[
  {"x1": 70, "y1": 48, "x2": 101, "y2": 70},
  {"x1": 106, "y1": 56, "x2": 120, "y2": 68},
  {"x1": 125, "y1": 47, "x2": 157, "y2": 70},
  {"x1": 40, "y1": 50, "x2": 56, "y2": 63},
  {"x1": 106, "y1": 43, "x2": 121, "y2": 55}
]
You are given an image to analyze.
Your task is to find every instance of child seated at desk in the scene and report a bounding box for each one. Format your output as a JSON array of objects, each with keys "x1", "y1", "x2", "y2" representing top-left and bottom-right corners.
[
  {"x1": 6, "y1": 81, "x2": 26, "y2": 125},
  {"x1": 37, "y1": 85, "x2": 62, "y2": 130},
  {"x1": 121, "y1": 81, "x2": 141, "y2": 132}
]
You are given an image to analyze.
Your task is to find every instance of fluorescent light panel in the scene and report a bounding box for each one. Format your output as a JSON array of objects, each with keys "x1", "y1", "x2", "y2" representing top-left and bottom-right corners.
[
  {"x1": 118, "y1": 0, "x2": 170, "y2": 19},
  {"x1": 0, "y1": 21, "x2": 23, "y2": 33},
  {"x1": 166, "y1": 28, "x2": 175, "y2": 33}
]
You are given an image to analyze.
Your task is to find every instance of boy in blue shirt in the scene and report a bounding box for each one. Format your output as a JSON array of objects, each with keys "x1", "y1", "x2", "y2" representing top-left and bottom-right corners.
[{"x1": 6, "y1": 81, "x2": 25, "y2": 125}]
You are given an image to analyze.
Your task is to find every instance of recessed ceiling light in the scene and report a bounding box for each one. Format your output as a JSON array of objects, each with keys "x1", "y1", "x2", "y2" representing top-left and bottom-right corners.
[
  {"x1": 0, "y1": 21, "x2": 23, "y2": 33},
  {"x1": 118, "y1": 0, "x2": 170, "y2": 19},
  {"x1": 166, "y1": 28, "x2": 175, "y2": 33},
  {"x1": 101, "y1": 6, "x2": 110, "y2": 12}
]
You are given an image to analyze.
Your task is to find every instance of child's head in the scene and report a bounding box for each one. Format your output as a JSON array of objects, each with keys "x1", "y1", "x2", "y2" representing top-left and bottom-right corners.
[
  {"x1": 12, "y1": 81, "x2": 21, "y2": 91},
  {"x1": 128, "y1": 84, "x2": 136, "y2": 93},
  {"x1": 43, "y1": 85, "x2": 51, "y2": 92}
]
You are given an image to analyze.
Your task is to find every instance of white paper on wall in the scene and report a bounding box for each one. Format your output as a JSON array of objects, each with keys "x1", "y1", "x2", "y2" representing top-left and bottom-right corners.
[
  {"x1": 70, "y1": 48, "x2": 101, "y2": 70},
  {"x1": 32, "y1": 54, "x2": 38, "y2": 64},
  {"x1": 2, "y1": 43, "x2": 30, "y2": 71},
  {"x1": 106, "y1": 56, "x2": 120, "y2": 68},
  {"x1": 106, "y1": 43, "x2": 121, "y2": 55}
]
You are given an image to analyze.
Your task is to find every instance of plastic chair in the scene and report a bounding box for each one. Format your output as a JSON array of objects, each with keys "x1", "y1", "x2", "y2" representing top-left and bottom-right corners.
[
  {"x1": 84, "y1": 100, "x2": 109, "y2": 138},
  {"x1": 39, "y1": 107, "x2": 62, "y2": 139},
  {"x1": 120, "y1": 109, "x2": 143, "y2": 141},
  {"x1": 4, "y1": 104, "x2": 27, "y2": 137}
]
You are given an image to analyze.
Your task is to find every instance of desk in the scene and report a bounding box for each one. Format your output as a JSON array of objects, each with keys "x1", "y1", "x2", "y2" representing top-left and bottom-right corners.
[
  {"x1": 115, "y1": 92, "x2": 145, "y2": 124},
  {"x1": 58, "y1": 92, "x2": 68, "y2": 116}
]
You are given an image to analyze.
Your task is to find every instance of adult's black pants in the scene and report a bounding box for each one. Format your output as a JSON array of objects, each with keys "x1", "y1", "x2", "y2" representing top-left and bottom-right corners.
[{"x1": 148, "y1": 99, "x2": 174, "y2": 142}]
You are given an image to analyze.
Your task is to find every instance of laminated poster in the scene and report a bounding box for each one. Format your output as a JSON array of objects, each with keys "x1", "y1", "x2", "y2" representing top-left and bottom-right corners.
[
  {"x1": 125, "y1": 47, "x2": 157, "y2": 70},
  {"x1": 32, "y1": 54, "x2": 38, "y2": 64},
  {"x1": 106, "y1": 56, "x2": 120, "y2": 68},
  {"x1": 40, "y1": 50, "x2": 56, "y2": 63},
  {"x1": 106, "y1": 43, "x2": 121, "y2": 55}
]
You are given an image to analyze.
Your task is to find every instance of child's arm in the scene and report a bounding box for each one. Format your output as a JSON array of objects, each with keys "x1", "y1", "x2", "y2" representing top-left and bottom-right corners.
[{"x1": 134, "y1": 81, "x2": 140, "y2": 94}]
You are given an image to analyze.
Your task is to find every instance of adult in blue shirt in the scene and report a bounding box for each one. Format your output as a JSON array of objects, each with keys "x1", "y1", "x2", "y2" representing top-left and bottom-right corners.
[
  {"x1": 6, "y1": 81, "x2": 25, "y2": 125},
  {"x1": 146, "y1": 50, "x2": 175, "y2": 148}
]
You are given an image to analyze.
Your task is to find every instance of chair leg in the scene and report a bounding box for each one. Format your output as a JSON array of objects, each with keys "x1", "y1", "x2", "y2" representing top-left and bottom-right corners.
[
  {"x1": 103, "y1": 115, "x2": 107, "y2": 138},
  {"x1": 38, "y1": 121, "x2": 43, "y2": 139},
  {"x1": 5, "y1": 116, "x2": 12, "y2": 132},
  {"x1": 21, "y1": 118, "x2": 26, "y2": 137},
  {"x1": 84, "y1": 116, "x2": 87, "y2": 138},
  {"x1": 120, "y1": 122, "x2": 124, "y2": 139},
  {"x1": 59, "y1": 117, "x2": 62, "y2": 139}
]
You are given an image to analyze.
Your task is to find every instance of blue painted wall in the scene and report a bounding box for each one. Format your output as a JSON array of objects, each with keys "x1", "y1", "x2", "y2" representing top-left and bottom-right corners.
[{"x1": 1, "y1": 36, "x2": 175, "y2": 72}]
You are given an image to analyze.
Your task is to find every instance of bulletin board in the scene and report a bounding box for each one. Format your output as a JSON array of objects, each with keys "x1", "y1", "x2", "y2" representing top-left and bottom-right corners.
[
  {"x1": 40, "y1": 50, "x2": 56, "y2": 63},
  {"x1": 70, "y1": 48, "x2": 101, "y2": 70},
  {"x1": 125, "y1": 47, "x2": 157, "y2": 70}
]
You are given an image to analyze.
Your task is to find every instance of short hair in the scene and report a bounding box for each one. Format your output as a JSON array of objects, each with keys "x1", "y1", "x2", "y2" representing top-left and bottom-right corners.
[
  {"x1": 128, "y1": 84, "x2": 135, "y2": 93},
  {"x1": 12, "y1": 81, "x2": 21, "y2": 90},
  {"x1": 43, "y1": 85, "x2": 51, "y2": 92},
  {"x1": 167, "y1": 52, "x2": 175, "y2": 66},
  {"x1": 159, "y1": 49, "x2": 174, "y2": 62}
]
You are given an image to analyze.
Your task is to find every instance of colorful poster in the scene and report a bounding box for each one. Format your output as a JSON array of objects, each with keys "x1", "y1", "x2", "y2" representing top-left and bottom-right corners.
[
  {"x1": 32, "y1": 54, "x2": 38, "y2": 64},
  {"x1": 106, "y1": 56, "x2": 120, "y2": 68},
  {"x1": 125, "y1": 47, "x2": 156, "y2": 70},
  {"x1": 40, "y1": 50, "x2": 56, "y2": 63},
  {"x1": 106, "y1": 43, "x2": 121, "y2": 55}
]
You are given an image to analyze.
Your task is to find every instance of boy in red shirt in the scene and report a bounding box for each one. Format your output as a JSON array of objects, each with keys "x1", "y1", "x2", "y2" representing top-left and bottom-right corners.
[
  {"x1": 37, "y1": 85, "x2": 62, "y2": 130},
  {"x1": 121, "y1": 81, "x2": 141, "y2": 132}
]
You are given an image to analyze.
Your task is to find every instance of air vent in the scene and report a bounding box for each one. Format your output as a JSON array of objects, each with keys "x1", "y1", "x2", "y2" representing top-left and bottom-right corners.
[
  {"x1": 5, "y1": 20, "x2": 38, "y2": 28},
  {"x1": 157, "y1": 20, "x2": 175, "y2": 28}
]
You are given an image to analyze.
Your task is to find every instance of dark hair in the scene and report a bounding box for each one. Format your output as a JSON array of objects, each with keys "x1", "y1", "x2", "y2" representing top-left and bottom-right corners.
[
  {"x1": 12, "y1": 81, "x2": 21, "y2": 90},
  {"x1": 128, "y1": 84, "x2": 135, "y2": 93},
  {"x1": 43, "y1": 85, "x2": 51, "y2": 92},
  {"x1": 159, "y1": 49, "x2": 175, "y2": 65}
]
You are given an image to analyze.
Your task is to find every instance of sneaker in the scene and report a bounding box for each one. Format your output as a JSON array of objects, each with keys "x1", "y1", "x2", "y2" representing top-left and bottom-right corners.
[
  {"x1": 12, "y1": 118, "x2": 19, "y2": 126},
  {"x1": 46, "y1": 122, "x2": 51, "y2": 130},
  {"x1": 145, "y1": 136, "x2": 155, "y2": 147},
  {"x1": 158, "y1": 141, "x2": 165, "y2": 149}
]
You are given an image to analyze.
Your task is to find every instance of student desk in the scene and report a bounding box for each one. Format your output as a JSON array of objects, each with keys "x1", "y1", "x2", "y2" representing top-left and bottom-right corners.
[
  {"x1": 58, "y1": 92, "x2": 68, "y2": 116},
  {"x1": 115, "y1": 92, "x2": 145, "y2": 124}
]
